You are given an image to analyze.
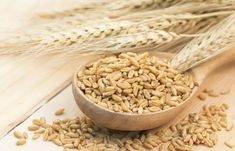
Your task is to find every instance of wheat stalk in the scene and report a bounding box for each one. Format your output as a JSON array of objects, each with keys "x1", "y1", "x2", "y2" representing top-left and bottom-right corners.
[
  {"x1": 61, "y1": 31, "x2": 196, "y2": 57},
  {"x1": 107, "y1": 0, "x2": 235, "y2": 11},
  {"x1": 170, "y1": 13, "x2": 235, "y2": 72},
  {"x1": 136, "y1": 11, "x2": 233, "y2": 33},
  {"x1": 37, "y1": 0, "x2": 235, "y2": 20},
  {"x1": 38, "y1": 10, "x2": 233, "y2": 36},
  {"x1": 43, "y1": 12, "x2": 230, "y2": 35},
  {"x1": 0, "y1": 29, "x2": 188, "y2": 57},
  {"x1": 38, "y1": 9, "x2": 226, "y2": 36},
  {"x1": 32, "y1": 2, "x2": 234, "y2": 37},
  {"x1": 0, "y1": 10, "x2": 232, "y2": 56}
]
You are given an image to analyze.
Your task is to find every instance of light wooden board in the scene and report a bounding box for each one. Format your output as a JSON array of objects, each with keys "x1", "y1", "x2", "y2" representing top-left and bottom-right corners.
[
  {"x1": 0, "y1": 86, "x2": 79, "y2": 151},
  {"x1": 1, "y1": 64, "x2": 235, "y2": 151},
  {"x1": 1, "y1": 0, "x2": 235, "y2": 151},
  {"x1": 0, "y1": 0, "x2": 93, "y2": 138}
]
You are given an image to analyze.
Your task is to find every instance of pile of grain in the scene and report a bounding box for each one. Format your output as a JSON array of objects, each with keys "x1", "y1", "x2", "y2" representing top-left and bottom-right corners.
[
  {"x1": 14, "y1": 104, "x2": 233, "y2": 150},
  {"x1": 76, "y1": 52, "x2": 196, "y2": 114}
]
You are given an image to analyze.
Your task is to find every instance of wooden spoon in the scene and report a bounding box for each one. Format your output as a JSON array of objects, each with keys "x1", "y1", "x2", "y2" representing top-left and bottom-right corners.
[{"x1": 72, "y1": 49, "x2": 235, "y2": 131}]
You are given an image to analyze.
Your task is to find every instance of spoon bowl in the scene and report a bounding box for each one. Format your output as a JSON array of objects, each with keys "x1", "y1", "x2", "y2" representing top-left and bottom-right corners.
[
  {"x1": 73, "y1": 49, "x2": 235, "y2": 131},
  {"x1": 72, "y1": 52, "x2": 199, "y2": 131}
]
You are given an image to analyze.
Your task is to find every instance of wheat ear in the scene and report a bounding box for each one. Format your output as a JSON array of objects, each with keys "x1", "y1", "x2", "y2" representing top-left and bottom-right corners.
[
  {"x1": 0, "y1": 12, "x2": 212, "y2": 57},
  {"x1": 0, "y1": 10, "x2": 231, "y2": 56},
  {"x1": 106, "y1": 0, "x2": 234, "y2": 14},
  {"x1": 170, "y1": 13, "x2": 235, "y2": 72},
  {"x1": 37, "y1": 0, "x2": 235, "y2": 20},
  {"x1": 34, "y1": 10, "x2": 234, "y2": 37},
  {"x1": 62, "y1": 31, "x2": 197, "y2": 57}
]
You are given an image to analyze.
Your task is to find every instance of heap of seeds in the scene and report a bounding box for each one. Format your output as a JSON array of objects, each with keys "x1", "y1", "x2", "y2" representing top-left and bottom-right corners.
[
  {"x1": 14, "y1": 104, "x2": 232, "y2": 150},
  {"x1": 76, "y1": 52, "x2": 196, "y2": 114}
]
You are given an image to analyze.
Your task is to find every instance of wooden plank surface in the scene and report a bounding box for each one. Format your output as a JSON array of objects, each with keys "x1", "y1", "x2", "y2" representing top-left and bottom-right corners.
[
  {"x1": 1, "y1": 0, "x2": 235, "y2": 150},
  {"x1": 1, "y1": 62, "x2": 235, "y2": 151},
  {"x1": 0, "y1": 0, "x2": 91, "y2": 137},
  {"x1": 0, "y1": 86, "x2": 78, "y2": 151}
]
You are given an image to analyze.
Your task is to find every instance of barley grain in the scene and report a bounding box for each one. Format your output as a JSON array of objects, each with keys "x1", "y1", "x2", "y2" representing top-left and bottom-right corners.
[
  {"x1": 28, "y1": 125, "x2": 40, "y2": 131},
  {"x1": 55, "y1": 108, "x2": 65, "y2": 116},
  {"x1": 13, "y1": 131, "x2": 23, "y2": 139},
  {"x1": 32, "y1": 134, "x2": 40, "y2": 140},
  {"x1": 224, "y1": 141, "x2": 233, "y2": 148},
  {"x1": 208, "y1": 92, "x2": 219, "y2": 97},
  {"x1": 226, "y1": 124, "x2": 234, "y2": 131},
  {"x1": 16, "y1": 139, "x2": 26, "y2": 146},
  {"x1": 16, "y1": 90, "x2": 230, "y2": 150},
  {"x1": 198, "y1": 93, "x2": 206, "y2": 101}
]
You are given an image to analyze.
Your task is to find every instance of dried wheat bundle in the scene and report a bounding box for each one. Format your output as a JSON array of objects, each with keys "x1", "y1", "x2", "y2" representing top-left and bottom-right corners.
[
  {"x1": 36, "y1": 2, "x2": 222, "y2": 29},
  {"x1": 31, "y1": 2, "x2": 234, "y2": 39},
  {"x1": 38, "y1": 13, "x2": 221, "y2": 37},
  {"x1": 62, "y1": 31, "x2": 193, "y2": 56},
  {"x1": 136, "y1": 11, "x2": 233, "y2": 33},
  {"x1": 0, "y1": 29, "x2": 187, "y2": 56},
  {"x1": 106, "y1": 0, "x2": 177, "y2": 11},
  {"x1": 170, "y1": 13, "x2": 235, "y2": 72},
  {"x1": 39, "y1": 11, "x2": 226, "y2": 36},
  {"x1": 36, "y1": 0, "x2": 177, "y2": 21},
  {"x1": 38, "y1": 0, "x2": 235, "y2": 21},
  {"x1": 39, "y1": 10, "x2": 233, "y2": 37},
  {"x1": 105, "y1": 0, "x2": 235, "y2": 17},
  {"x1": 0, "y1": 21, "x2": 136, "y2": 55},
  {"x1": 0, "y1": 10, "x2": 232, "y2": 57},
  {"x1": 118, "y1": 2, "x2": 235, "y2": 20}
]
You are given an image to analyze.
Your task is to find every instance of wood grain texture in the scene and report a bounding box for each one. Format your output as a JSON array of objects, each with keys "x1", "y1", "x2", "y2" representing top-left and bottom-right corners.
[
  {"x1": 0, "y1": 0, "x2": 88, "y2": 138},
  {"x1": 1, "y1": 65, "x2": 235, "y2": 151},
  {"x1": 0, "y1": 0, "x2": 235, "y2": 151}
]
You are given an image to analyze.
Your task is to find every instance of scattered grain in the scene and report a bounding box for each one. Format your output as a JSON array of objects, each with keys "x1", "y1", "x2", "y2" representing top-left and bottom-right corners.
[
  {"x1": 15, "y1": 103, "x2": 231, "y2": 150},
  {"x1": 13, "y1": 131, "x2": 23, "y2": 139},
  {"x1": 28, "y1": 125, "x2": 40, "y2": 131},
  {"x1": 16, "y1": 139, "x2": 26, "y2": 146},
  {"x1": 32, "y1": 134, "x2": 40, "y2": 140},
  {"x1": 203, "y1": 88, "x2": 213, "y2": 94},
  {"x1": 197, "y1": 93, "x2": 206, "y2": 101},
  {"x1": 208, "y1": 92, "x2": 219, "y2": 97},
  {"x1": 54, "y1": 108, "x2": 65, "y2": 116},
  {"x1": 226, "y1": 124, "x2": 234, "y2": 131},
  {"x1": 224, "y1": 141, "x2": 233, "y2": 148}
]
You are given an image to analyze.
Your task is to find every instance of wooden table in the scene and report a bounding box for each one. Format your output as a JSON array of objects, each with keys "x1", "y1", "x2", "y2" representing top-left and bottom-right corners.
[{"x1": 0, "y1": 0, "x2": 235, "y2": 151}]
